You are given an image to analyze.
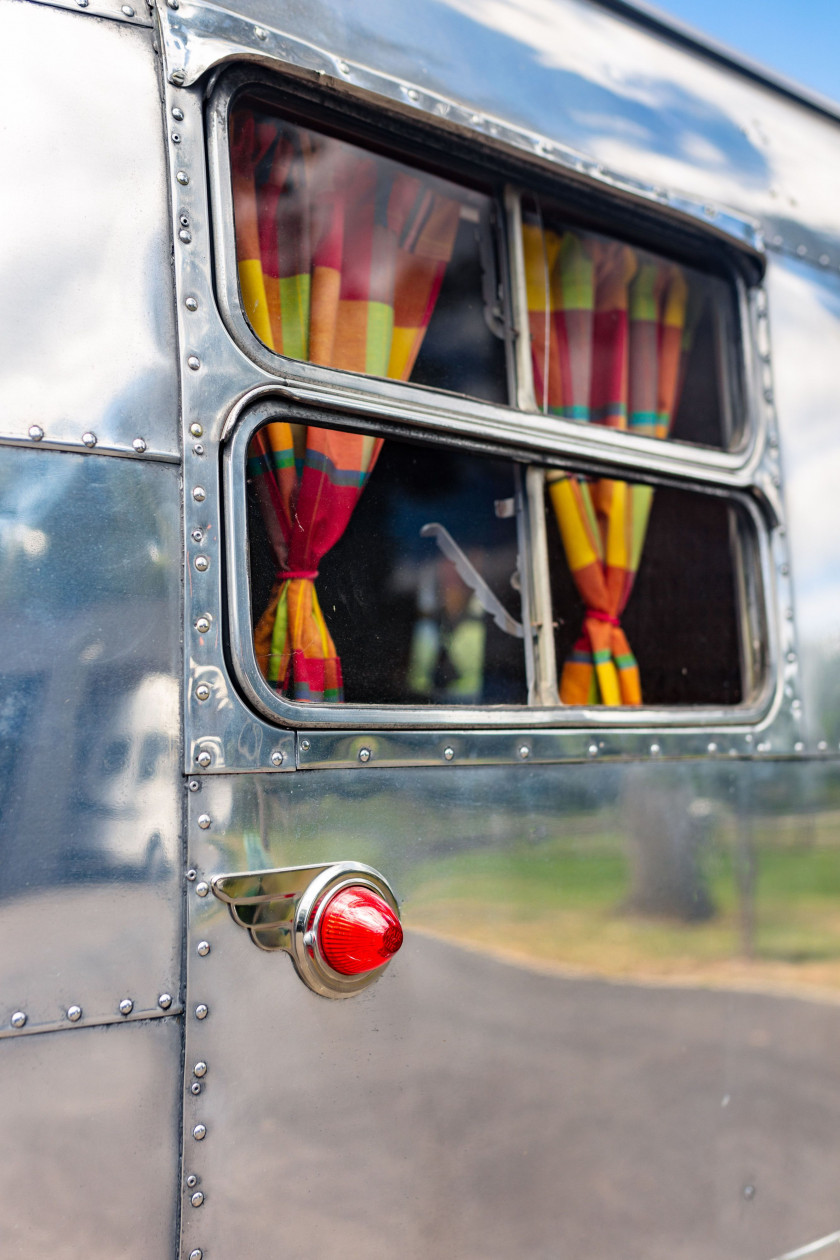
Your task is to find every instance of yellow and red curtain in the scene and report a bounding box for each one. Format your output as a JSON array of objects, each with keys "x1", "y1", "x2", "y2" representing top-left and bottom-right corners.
[
  {"x1": 522, "y1": 222, "x2": 690, "y2": 705},
  {"x1": 232, "y1": 108, "x2": 460, "y2": 701}
]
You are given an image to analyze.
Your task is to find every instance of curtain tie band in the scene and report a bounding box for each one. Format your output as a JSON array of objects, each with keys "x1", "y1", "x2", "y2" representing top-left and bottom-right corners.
[
  {"x1": 278, "y1": 570, "x2": 319, "y2": 582},
  {"x1": 585, "y1": 609, "x2": 620, "y2": 627}
]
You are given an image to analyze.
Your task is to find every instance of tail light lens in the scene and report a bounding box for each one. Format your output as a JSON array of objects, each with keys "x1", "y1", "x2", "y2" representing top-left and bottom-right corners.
[{"x1": 318, "y1": 885, "x2": 404, "y2": 976}]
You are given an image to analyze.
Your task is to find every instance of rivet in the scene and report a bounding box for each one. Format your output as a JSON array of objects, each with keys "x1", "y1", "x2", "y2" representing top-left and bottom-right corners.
[
  {"x1": 189, "y1": 1251, "x2": 203, "y2": 1260},
  {"x1": 169, "y1": 70, "x2": 185, "y2": 84},
  {"x1": 300, "y1": 738, "x2": 311, "y2": 752},
  {"x1": 192, "y1": 486, "x2": 206, "y2": 502},
  {"x1": 121, "y1": 4, "x2": 135, "y2": 14},
  {"x1": 794, "y1": 741, "x2": 804, "y2": 753},
  {"x1": 197, "y1": 814, "x2": 211, "y2": 830},
  {"x1": 187, "y1": 355, "x2": 200, "y2": 371},
  {"x1": 171, "y1": 107, "x2": 184, "y2": 121},
  {"x1": 443, "y1": 747, "x2": 454, "y2": 761},
  {"x1": 786, "y1": 650, "x2": 796, "y2": 663},
  {"x1": 195, "y1": 684, "x2": 211, "y2": 702},
  {"x1": 119, "y1": 998, "x2": 134, "y2": 1016},
  {"x1": 166, "y1": 0, "x2": 179, "y2": 8},
  {"x1": 796, "y1": 245, "x2": 807, "y2": 257},
  {"x1": 255, "y1": 25, "x2": 267, "y2": 38},
  {"x1": 518, "y1": 745, "x2": 530, "y2": 760},
  {"x1": 196, "y1": 882, "x2": 209, "y2": 898},
  {"x1": 132, "y1": 437, "x2": 147, "y2": 454},
  {"x1": 743, "y1": 1184, "x2": 756, "y2": 1201},
  {"x1": 191, "y1": 1190, "x2": 205, "y2": 1206},
  {"x1": 193, "y1": 1061, "x2": 207, "y2": 1077},
  {"x1": 270, "y1": 750, "x2": 284, "y2": 766},
  {"x1": 818, "y1": 741, "x2": 828, "y2": 752},
  {"x1": 28, "y1": 425, "x2": 44, "y2": 442},
  {"x1": 186, "y1": 1175, "x2": 198, "y2": 1189},
  {"x1": 76, "y1": 0, "x2": 89, "y2": 6},
  {"x1": 407, "y1": 88, "x2": 419, "y2": 101},
  {"x1": 171, "y1": 132, "x2": 182, "y2": 144},
  {"x1": 197, "y1": 940, "x2": 210, "y2": 956},
  {"x1": 196, "y1": 748, "x2": 212, "y2": 767},
  {"x1": 358, "y1": 747, "x2": 371, "y2": 763},
  {"x1": 10, "y1": 1011, "x2": 27, "y2": 1029},
  {"x1": 179, "y1": 229, "x2": 192, "y2": 244},
  {"x1": 193, "y1": 1123, "x2": 207, "y2": 1140},
  {"x1": 763, "y1": 388, "x2": 774, "y2": 403},
  {"x1": 758, "y1": 742, "x2": 770, "y2": 753},
  {"x1": 186, "y1": 868, "x2": 197, "y2": 880},
  {"x1": 650, "y1": 743, "x2": 661, "y2": 756},
  {"x1": 176, "y1": 170, "x2": 189, "y2": 185},
  {"x1": 338, "y1": 60, "x2": 350, "y2": 73},
  {"x1": 190, "y1": 421, "x2": 203, "y2": 436},
  {"x1": 195, "y1": 615, "x2": 210, "y2": 633},
  {"x1": 67, "y1": 1006, "x2": 82, "y2": 1023},
  {"x1": 194, "y1": 555, "x2": 209, "y2": 572},
  {"x1": 191, "y1": 529, "x2": 203, "y2": 544},
  {"x1": 587, "y1": 744, "x2": 598, "y2": 757},
  {"x1": 193, "y1": 443, "x2": 204, "y2": 456},
  {"x1": 191, "y1": 1081, "x2": 201, "y2": 1095},
  {"x1": 820, "y1": 254, "x2": 830, "y2": 267},
  {"x1": 707, "y1": 742, "x2": 717, "y2": 754},
  {"x1": 772, "y1": 234, "x2": 783, "y2": 247},
  {"x1": 82, "y1": 432, "x2": 97, "y2": 448},
  {"x1": 158, "y1": 993, "x2": 173, "y2": 1010}
]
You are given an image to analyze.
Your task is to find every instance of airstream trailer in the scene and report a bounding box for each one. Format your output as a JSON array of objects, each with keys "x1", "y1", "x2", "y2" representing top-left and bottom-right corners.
[{"x1": 2, "y1": 0, "x2": 840, "y2": 1256}]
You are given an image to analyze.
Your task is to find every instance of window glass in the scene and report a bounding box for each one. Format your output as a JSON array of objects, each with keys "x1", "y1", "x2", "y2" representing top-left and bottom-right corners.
[
  {"x1": 521, "y1": 202, "x2": 739, "y2": 449},
  {"x1": 247, "y1": 422, "x2": 526, "y2": 706},
  {"x1": 545, "y1": 475, "x2": 743, "y2": 706},
  {"x1": 230, "y1": 95, "x2": 508, "y2": 404}
]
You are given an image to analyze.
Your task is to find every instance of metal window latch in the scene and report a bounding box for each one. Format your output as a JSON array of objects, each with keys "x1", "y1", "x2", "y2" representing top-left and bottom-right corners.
[{"x1": 420, "y1": 522, "x2": 524, "y2": 638}]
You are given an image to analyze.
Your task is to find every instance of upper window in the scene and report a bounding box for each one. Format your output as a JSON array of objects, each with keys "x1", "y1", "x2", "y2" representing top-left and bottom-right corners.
[{"x1": 222, "y1": 84, "x2": 769, "y2": 725}]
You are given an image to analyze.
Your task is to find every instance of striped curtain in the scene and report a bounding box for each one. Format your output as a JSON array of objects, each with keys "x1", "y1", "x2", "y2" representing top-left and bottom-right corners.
[
  {"x1": 232, "y1": 109, "x2": 460, "y2": 701},
  {"x1": 522, "y1": 222, "x2": 690, "y2": 705}
]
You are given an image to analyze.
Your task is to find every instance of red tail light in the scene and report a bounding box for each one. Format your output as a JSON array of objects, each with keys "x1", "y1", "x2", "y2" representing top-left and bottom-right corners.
[{"x1": 318, "y1": 886, "x2": 403, "y2": 976}]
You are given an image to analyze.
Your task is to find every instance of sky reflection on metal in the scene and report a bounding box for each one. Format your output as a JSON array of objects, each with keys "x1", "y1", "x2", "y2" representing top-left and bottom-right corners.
[{"x1": 645, "y1": 0, "x2": 840, "y2": 107}]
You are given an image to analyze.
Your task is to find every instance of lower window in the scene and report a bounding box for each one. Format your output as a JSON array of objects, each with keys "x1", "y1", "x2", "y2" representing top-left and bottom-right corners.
[{"x1": 243, "y1": 417, "x2": 761, "y2": 714}]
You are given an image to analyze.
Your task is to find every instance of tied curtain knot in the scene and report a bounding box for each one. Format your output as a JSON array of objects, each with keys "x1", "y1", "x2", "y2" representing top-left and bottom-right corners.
[
  {"x1": 277, "y1": 570, "x2": 319, "y2": 582},
  {"x1": 585, "y1": 608, "x2": 619, "y2": 627}
]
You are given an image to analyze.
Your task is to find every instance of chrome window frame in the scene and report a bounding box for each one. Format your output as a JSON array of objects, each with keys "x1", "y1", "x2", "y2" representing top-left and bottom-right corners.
[{"x1": 162, "y1": 39, "x2": 801, "y2": 765}]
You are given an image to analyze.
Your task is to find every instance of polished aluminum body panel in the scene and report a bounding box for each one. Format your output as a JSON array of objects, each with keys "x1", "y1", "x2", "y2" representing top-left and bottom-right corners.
[
  {"x1": 765, "y1": 255, "x2": 840, "y2": 752},
  {"x1": 0, "y1": 448, "x2": 183, "y2": 1035},
  {"x1": 159, "y1": 0, "x2": 840, "y2": 267},
  {"x1": 185, "y1": 764, "x2": 840, "y2": 1260},
  {"x1": 0, "y1": 3, "x2": 178, "y2": 459},
  {"x1": 0, "y1": 1019, "x2": 181, "y2": 1258}
]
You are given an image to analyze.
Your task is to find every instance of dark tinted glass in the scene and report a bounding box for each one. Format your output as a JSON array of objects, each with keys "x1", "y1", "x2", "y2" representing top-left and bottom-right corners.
[
  {"x1": 247, "y1": 425, "x2": 527, "y2": 706},
  {"x1": 546, "y1": 479, "x2": 743, "y2": 706}
]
